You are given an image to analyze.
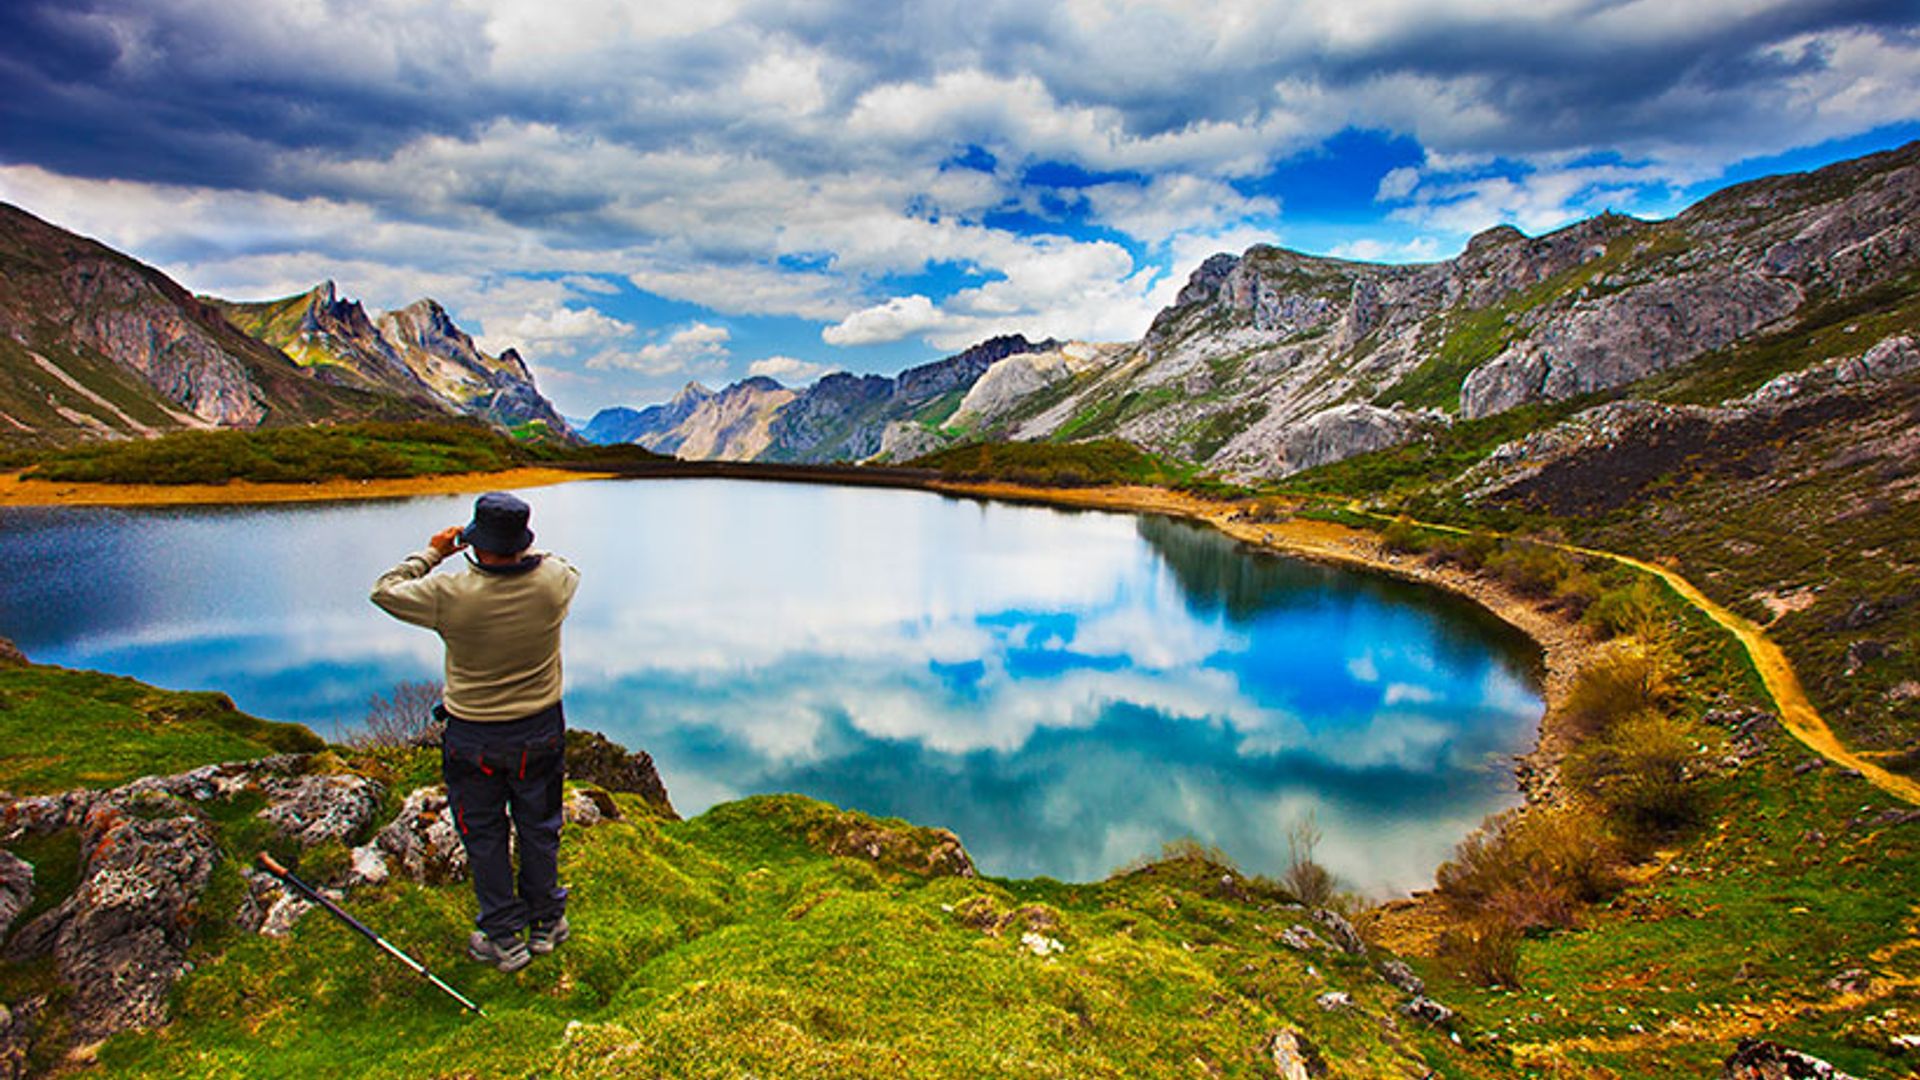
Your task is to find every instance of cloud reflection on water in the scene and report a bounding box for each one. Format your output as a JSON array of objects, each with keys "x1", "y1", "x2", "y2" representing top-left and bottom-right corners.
[{"x1": 0, "y1": 479, "x2": 1540, "y2": 893}]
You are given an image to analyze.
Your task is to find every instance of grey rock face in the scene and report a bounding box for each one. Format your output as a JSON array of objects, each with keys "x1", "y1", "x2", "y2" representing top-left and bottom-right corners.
[
  {"x1": 1279, "y1": 403, "x2": 1431, "y2": 473},
  {"x1": 375, "y1": 787, "x2": 469, "y2": 884},
  {"x1": 0, "y1": 851, "x2": 30, "y2": 940},
  {"x1": 1399, "y1": 995, "x2": 1457, "y2": 1027},
  {"x1": 1264, "y1": 1028, "x2": 1325, "y2": 1079},
  {"x1": 1310, "y1": 908, "x2": 1366, "y2": 955},
  {"x1": 1722, "y1": 1038, "x2": 1859, "y2": 1079},
  {"x1": 21, "y1": 799, "x2": 222, "y2": 1042},
  {"x1": 258, "y1": 773, "x2": 385, "y2": 847},
  {"x1": 1377, "y1": 957, "x2": 1426, "y2": 996}
]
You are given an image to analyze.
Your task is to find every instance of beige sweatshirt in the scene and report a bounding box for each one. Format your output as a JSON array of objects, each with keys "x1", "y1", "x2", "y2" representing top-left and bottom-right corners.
[{"x1": 370, "y1": 548, "x2": 580, "y2": 723}]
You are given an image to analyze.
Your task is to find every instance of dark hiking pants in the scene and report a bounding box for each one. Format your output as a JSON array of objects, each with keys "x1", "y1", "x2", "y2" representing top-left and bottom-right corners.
[{"x1": 440, "y1": 702, "x2": 569, "y2": 940}]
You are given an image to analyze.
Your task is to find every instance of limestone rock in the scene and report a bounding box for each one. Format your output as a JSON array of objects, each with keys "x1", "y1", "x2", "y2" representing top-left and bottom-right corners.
[
  {"x1": 562, "y1": 787, "x2": 622, "y2": 827},
  {"x1": 1722, "y1": 1038, "x2": 1859, "y2": 1079},
  {"x1": 1311, "y1": 908, "x2": 1366, "y2": 955},
  {"x1": 1399, "y1": 995, "x2": 1457, "y2": 1028},
  {"x1": 33, "y1": 800, "x2": 221, "y2": 1043},
  {"x1": 0, "y1": 851, "x2": 30, "y2": 940},
  {"x1": 1378, "y1": 957, "x2": 1426, "y2": 996},
  {"x1": 345, "y1": 843, "x2": 391, "y2": 888},
  {"x1": 258, "y1": 773, "x2": 385, "y2": 847},
  {"x1": 1279, "y1": 925, "x2": 1329, "y2": 952},
  {"x1": 1313, "y1": 991, "x2": 1351, "y2": 1011},
  {"x1": 1264, "y1": 1028, "x2": 1326, "y2": 1079},
  {"x1": 0, "y1": 997, "x2": 40, "y2": 1080},
  {"x1": 375, "y1": 787, "x2": 468, "y2": 884},
  {"x1": 1279, "y1": 403, "x2": 1431, "y2": 473},
  {"x1": 0, "y1": 637, "x2": 24, "y2": 666}
]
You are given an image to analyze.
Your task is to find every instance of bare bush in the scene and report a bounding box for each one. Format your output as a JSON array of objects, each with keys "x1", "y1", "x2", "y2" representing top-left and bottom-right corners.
[
  {"x1": 345, "y1": 680, "x2": 444, "y2": 749},
  {"x1": 1566, "y1": 709, "x2": 1710, "y2": 852},
  {"x1": 1440, "y1": 916, "x2": 1522, "y2": 988},
  {"x1": 1435, "y1": 807, "x2": 1621, "y2": 935},
  {"x1": 1559, "y1": 646, "x2": 1676, "y2": 740},
  {"x1": 1283, "y1": 814, "x2": 1339, "y2": 908}
]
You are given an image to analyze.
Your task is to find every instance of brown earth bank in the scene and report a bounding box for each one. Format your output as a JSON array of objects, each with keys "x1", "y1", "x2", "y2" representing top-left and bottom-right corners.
[{"x1": 0, "y1": 467, "x2": 614, "y2": 507}]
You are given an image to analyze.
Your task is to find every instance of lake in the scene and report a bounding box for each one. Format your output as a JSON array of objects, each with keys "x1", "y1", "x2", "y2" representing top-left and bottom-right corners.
[{"x1": 0, "y1": 478, "x2": 1542, "y2": 893}]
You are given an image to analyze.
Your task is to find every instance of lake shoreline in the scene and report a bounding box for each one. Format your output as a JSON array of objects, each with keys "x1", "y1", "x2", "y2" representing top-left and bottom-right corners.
[{"x1": 1, "y1": 463, "x2": 1587, "y2": 788}]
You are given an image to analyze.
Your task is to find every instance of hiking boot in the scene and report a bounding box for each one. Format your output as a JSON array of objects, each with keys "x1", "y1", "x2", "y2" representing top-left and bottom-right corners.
[
  {"x1": 467, "y1": 930, "x2": 531, "y2": 973},
  {"x1": 528, "y1": 915, "x2": 570, "y2": 955}
]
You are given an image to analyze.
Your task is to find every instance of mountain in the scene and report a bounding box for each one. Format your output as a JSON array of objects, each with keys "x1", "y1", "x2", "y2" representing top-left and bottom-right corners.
[
  {"x1": 0, "y1": 203, "x2": 431, "y2": 445},
  {"x1": 967, "y1": 140, "x2": 1920, "y2": 479},
  {"x1": 579, "y1": 334, "x2": 1059, "y2": 462},
  {"x1": 211, "y1": 285, "x2": 571, "y2": 436}
]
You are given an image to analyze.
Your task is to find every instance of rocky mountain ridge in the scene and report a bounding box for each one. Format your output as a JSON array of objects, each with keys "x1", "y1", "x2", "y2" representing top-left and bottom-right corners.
[
  {"x1": 212, "y1": 283, "x2": 571, "y2": 436},
  {"x1": 0, "y1": 204, "x2": 433, "y2": 444},
  {"x1": 582, "y1": 140, "x2": 1920, "y2": 481}
]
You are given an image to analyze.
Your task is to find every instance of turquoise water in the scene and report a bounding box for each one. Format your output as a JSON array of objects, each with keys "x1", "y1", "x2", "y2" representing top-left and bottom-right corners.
[{"x1": 0, "y1": 478, "x2": 1541, "y2": 891}]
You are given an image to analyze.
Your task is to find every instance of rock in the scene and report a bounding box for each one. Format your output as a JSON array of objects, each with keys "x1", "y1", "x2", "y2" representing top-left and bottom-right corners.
[
  {"x1": 0, "y1": 851, "x2": 31, "y2": 940},
  {"x1": 1825, "y1": 968, "x2": 1871, "y2": 994},
  {"x1": 118, "y1": 754, "x2": 306, "y2": 803},
  {"x1": 374, "y1": 787, "x2": 468, "y2": 884},
  {"x1": 1279, "y1": 925, "x2": 1329, "y2": 952},
  {"x1": 0, "y1": 637, "x2": 24, "y2": 666},
  {"x1": 258, "y1": 773, "x2": 385, "y2": 847},
  {"x1": 563, "y1": 787, "x2": 622, "y2": 828},
  {"x1": 875, "y1": 420, "x2": 950, "y2": 463},
  {"x1": 1400, "y1": 996, "x2": 1457, "y2": 1027},
  {"x1": 1378, "y1": 958, "x2": 1426, "y2": 996},
  {"x1": 1311, "y1": 908, "x2": 1366, "y2": 955},
  {"x1": 563, "y1": 731, "x2": 677, "y2": 819},
  {"x1": 1264, "y1": 1028, "x2": 1326, "y2": 1079},
  {"x1": 35, "y1": 800, "x2": 221, "y2": 1043},
  {"x1": 1279, "y1": 403, "x2": 1430, "y2": 473},
  {"x1": 1722, "y1": 1038, "x2": 1860, "y2": 1078},
  {"x1": 0, "y1": 997, "x2": 41, "y2": 1080},
  {"x1": 345, "y1": 843, "x2": 390, "y2": 887},
  {"x1": 1019, "y1": 931, "x2": 1065, "y2": 957},
  {"x1": 1314, "y1": 991, "x2": 1351, "y2": 1011}
]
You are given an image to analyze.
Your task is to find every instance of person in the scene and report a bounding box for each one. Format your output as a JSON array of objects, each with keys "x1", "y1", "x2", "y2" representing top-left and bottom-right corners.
[{"x1": 369, "y1": 491, "x2": 580, "y2": 973}]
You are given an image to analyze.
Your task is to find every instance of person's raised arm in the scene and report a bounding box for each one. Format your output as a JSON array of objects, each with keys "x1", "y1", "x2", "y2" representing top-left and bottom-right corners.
[{"x1": 369, "y1": 526, "x2": 466, "y2": 628}]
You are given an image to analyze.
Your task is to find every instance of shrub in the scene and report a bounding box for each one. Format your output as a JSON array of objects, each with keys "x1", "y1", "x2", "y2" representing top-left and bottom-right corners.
[
  {"x1": 1379, "y1": 518, "x2": 1429, "y2": 555},
  {"x1": 1585, "y1": 578, "x2": 1675, "y2": 641},
  {"x1": 343, "y1": 680, "x2": 444, "y2": 749},
  {"x1": 1558, "y1": 646, "x2": 1676, "y2": 740},
  {"x1": 1282, "y1": 814, "x2": 1339, "y2": 908},
  {"x1": 1440, "y1": 916, "x2": 1523, "y2": 988},
  {"x1": 1424, "y1": 531, "x2": 1498, "y2": 570},
  {"x1": 1484, "y1": 542, "x2": 1571, "y2": 598},
  {"x1": 1566, "y1": 709, "x2": 1710, "y2": 851},
  {"x1": 1435, "y1": 807, "x2": 1621, "y2": 935}
]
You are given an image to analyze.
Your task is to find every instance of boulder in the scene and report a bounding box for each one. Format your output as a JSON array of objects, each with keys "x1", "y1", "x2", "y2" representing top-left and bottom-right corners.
[
  {"x1": 0, "y1": 637, "x2": 24, "y2": 666},
  {"x1": 1311, "y1": 908, "x2": 1366, "y2": 955},
  {"x1": 0, "y1": 851, "x2": 30, "y2": 940},
  {"x1": 1264, "y1": 1028, "x2": 1326, "y2": 1079},
  {"x1": 1313, "y1": 991, "x2": 1351, "y2": 1011},
  {"x1": 258, "y1": 773, "x2": 385, "y2": 847},
  {"x1": 563, "y1": 787, "x2": 622, "y2": 827},
  {"x1": 563, "y1": 731, "x2": 677, "y2": 819},
  {"x1": 22, "y1": 799, "x2": 221, "y2": 1043},
  {"x1": 1722, "y1": 1038, "x2": 1859, "y2": 1079},
  {"x1": 1279, "y1": 925, "x2": 1330, "y2": 952},
  {"x1": 374, "y1": 787, "x2": 468, "y2": 884},
  {"x1": 1399, "y1": 996, "x2": 1457, "y2": 1028},
  {"x1": 1378, "y1": 957, "x2": 1426, "y2": 996},
  {"x1": 0, "y1": 997, "x2": 41, "y2": 1080}
]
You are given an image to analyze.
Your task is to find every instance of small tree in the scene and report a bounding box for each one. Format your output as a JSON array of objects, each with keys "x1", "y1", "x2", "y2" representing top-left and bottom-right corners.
[
  {"x1": 349, "y1": 680, "x2": 445, "y2": 749},
  {"x1": 1283, "y1": 813, "x2": 1338, "y2": 908}
]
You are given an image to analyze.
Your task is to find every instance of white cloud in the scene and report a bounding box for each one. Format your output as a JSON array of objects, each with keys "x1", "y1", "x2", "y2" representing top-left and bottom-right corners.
[
  {"x1": 1328, "y1": 235, "x2": 1443, "y2": 263},
  {"x1": 747, "y1": 356, "x2": 838, "y2": 384},
  {"x1": 822, "y1": 294, "x2": 946, "y2": 346},
  {"x1": 589, "y1": 322, "x2": 732, "y2": 375}
]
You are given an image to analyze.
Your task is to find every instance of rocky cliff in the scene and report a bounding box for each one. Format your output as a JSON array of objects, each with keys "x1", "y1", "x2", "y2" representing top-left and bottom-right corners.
[
  {"x1": 0, "y1": 205, "x2": 429, "y2": 444},
  {"x1": 214, "y1": 285, "x2": 572, "y2": 436}
]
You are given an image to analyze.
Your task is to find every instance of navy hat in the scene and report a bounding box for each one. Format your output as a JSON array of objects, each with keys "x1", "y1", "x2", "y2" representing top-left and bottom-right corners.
[{"x1": 459, "y1": 492, "x2": 535, "y2": 554}]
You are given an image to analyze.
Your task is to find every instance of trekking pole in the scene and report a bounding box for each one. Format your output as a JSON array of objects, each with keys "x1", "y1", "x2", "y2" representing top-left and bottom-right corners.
[{"x1": 255, "y1": 851, "x2": 485, "y2": 1016}]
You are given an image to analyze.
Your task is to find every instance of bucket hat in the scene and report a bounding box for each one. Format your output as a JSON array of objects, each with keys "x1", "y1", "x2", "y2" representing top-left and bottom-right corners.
[{"x1": 458, "y1": 492, "x2": 534, "y2": 554}]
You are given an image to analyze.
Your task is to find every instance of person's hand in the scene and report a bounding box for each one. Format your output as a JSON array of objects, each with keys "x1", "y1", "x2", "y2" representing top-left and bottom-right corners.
[{"x1": 430, "y1": 526, "x2": 467, "y2": 557}]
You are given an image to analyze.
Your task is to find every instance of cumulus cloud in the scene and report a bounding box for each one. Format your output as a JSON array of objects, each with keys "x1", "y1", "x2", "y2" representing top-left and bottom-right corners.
[
  {"x1": 822, "y1": 294, "x2": 946, "y2": 346},
  {"x1": 589, "y1": 322, "x2": 732, "y2": 375},
  {"x1": 747, "y1": 355, "x2": 839, "y2": 384}
]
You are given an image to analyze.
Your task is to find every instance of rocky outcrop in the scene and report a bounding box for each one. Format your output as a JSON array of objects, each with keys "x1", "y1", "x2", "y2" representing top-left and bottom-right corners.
[
  {"x1": 374, "y1": 787, "x2": 468, "y2": 885},
  {"x1": 0, "y1": 852, "x2": 30, "y2": 940},
  {"x1": 258, "y1": 773, "x2": 385, "y2": 847},
  {"x1": 564, "y1": 730, "x2": 678, "y2": 819},
  {"x1": 1264, "y1": 1029, "x2": 1326, "y2": 1079},
  {"x1": 1279, "y1": 403, "x2": 1434, "y2": 473},
  {"x1": 8, "y1": 797, "x2": 220, "y2": 1043},
  {"x1": 1722, "y1": 1038, "x2": 1859, "y2": 1079},
  {"x1": 0, "y1": 638, "x2": 23, "y2": 667}
]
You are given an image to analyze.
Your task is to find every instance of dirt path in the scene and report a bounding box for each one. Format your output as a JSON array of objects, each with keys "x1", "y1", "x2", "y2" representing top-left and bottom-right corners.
[{"x1": 0, "y1": 467, "x2": 613, "y2": 508}]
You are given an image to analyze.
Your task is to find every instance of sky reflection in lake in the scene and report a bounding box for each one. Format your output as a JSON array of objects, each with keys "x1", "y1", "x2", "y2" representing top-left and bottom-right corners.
[{"x1": 0, "y1": 479, "x2": 1541, "y2": 892}]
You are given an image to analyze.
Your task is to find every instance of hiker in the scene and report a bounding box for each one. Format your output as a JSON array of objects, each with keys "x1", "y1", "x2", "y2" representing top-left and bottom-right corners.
[{"x1": 370, "y1": 491, "x2": 581, "y2": 973}]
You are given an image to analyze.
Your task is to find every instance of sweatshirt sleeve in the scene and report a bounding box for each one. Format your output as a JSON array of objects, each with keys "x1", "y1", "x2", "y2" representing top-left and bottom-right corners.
[{"x1": 369, "y1": 548, "x2": 448, "y2": 628}]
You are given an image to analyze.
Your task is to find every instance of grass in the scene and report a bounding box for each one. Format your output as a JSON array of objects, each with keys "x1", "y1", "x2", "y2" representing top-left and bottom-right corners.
[
  {"x1": 906, "y1": 439, "x2": 1196, "y2": 488},
  {"x1": 0, "y1": 663, "x2": 322, "y2": 794},
  {"x1": 14, "y1": 420, "x2": 667, "y2": 485}
]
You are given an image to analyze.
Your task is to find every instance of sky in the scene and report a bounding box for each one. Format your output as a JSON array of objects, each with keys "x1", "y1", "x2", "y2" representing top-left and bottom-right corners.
[{"x1": 2, "y1": 1, "x2": 1918, "y2": 418}]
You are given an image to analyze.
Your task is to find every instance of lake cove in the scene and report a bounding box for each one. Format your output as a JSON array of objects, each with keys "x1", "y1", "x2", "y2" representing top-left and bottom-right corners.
[{"x1": 0, "y1": 477, "x2": 1541, "y2": 893}]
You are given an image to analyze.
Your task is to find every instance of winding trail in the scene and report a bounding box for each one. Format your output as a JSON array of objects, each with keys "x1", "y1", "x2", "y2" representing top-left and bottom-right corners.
[{"x1": 1329, "y1": 503, "x2": 1920, "y2": 807}]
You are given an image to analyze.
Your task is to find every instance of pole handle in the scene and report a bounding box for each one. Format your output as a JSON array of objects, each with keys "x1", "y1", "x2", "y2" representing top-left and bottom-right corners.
[{"x1": 256, "y1": 851, "x2": 289, "y2": 877}]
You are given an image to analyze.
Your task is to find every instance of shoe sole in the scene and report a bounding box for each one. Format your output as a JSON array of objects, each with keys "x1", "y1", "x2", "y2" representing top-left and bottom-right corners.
[{"x1": 529, "y1": 925, "x2": 571, "y2": 956}]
